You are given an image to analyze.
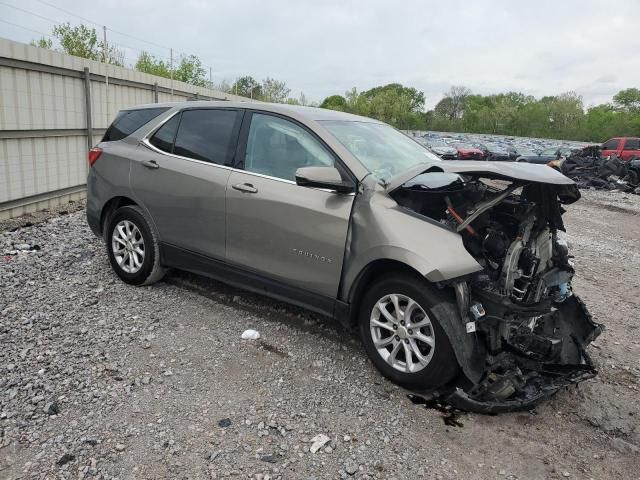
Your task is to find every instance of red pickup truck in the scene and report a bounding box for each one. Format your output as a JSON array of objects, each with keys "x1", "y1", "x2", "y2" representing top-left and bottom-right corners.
[{"x1": 601, "y1": 137, "x2": 640, "y2": 161}]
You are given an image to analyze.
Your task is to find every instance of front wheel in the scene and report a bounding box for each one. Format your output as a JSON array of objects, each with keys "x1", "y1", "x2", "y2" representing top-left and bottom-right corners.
[{"x1": 359, "y1": 273, "x2": 460, "y2": 391}]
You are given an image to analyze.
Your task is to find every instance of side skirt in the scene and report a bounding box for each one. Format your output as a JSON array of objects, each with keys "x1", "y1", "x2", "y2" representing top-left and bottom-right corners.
[{"x1": 160, "y1": 243, "x2": 339, "y2": 320}]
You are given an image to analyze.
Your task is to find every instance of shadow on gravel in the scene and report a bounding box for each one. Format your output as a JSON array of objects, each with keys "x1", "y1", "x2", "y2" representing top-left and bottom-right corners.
[{"x1": 164, "y1": 270, "x2": 356, "y2": 346}]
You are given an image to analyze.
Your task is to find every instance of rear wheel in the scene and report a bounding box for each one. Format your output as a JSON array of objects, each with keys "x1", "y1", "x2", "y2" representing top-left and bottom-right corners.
[
  {"x1": 106, "y1": 205, "x2": 165, "y2": 286},
  {"x1": 359, "y1": 273, "x2": 460, "y2": 391}
]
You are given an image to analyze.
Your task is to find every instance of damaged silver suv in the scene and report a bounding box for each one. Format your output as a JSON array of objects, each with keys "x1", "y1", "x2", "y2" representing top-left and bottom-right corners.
[{"x1": 87, "y1": 102, "x2": 602, "y2": 412}]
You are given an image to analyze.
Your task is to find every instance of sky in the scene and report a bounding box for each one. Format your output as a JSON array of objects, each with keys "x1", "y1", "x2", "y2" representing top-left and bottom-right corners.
[{"x1": 1, "y1": 0, "x2": 639, "y2": 108}]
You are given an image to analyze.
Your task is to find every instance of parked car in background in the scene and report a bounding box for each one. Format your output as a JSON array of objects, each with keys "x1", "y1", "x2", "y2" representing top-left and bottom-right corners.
[
  {"x1": 87, "y1": 102, "x2": 601, "y2": 412},
  {"x1": 505, "y1": 146, "x2": 519, "y2": 161},
  {"x1": 601, "y1": 137, "x2": 640, "y2": 161},
  {"x1": 516, "y1": 146, "x2": 572, "y2": 164},
  {"x1": 474, "y1": 142, "x2": 511, "y2": 161},
  {"x1": 453, "y1": 143, "x2": 484, "y2": 160},
  {"x1": 426, "y1": 141, "x2": 458, "y2": 159}
]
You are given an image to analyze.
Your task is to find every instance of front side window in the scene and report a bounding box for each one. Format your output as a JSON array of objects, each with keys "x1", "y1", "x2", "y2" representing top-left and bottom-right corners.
[
  {"x1": 321, "y1": 121, "x2": 440, "y2": 182},
  {"x1": 103, "y1": 107, "x2": 169, "y2": 142},
  {"x1": 244, "y1": 113, "x2": 334, "y2": 181},
  {"x1": 173, "y1": 109, "x2": 241, "y2": 165},
  {"x1": 149, "y1": 113, "x2": 181, "y2": 153},
  {"x1": 602, "y1": 139, "x2": 620, "y2": 150}
]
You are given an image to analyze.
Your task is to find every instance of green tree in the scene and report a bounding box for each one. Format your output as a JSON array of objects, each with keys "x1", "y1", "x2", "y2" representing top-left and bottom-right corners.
[
  {"x1": 51, "y1": 23, "x2": 123, "y2": 66},
  {"x1": 173, "y1": 54, "x2": 207, "y2": 87},
  {"x1": 261, "y1": 77, "x2": 290, "y2": 103},
  {"x1": 319, "y1": 95, "x2": 347, "y2": 110},
  {"x1": 231, "y1": 76, "x2": 262, "y2": 99},
  {"x1": 134, "y1": 52, "x2": 207, "y2": 87},
  {"x1": 30, "y1": 37, "x2": 53, "y2": 49},
  {"x1": 135, "y1": 52, "x2": 171, "y2": 78},
  {"x1": 613, "y1": 88, "x2": 640, "y2": 112},
  {"x1": 320, "y1": 84, "x2": 427, "y2": 130}
]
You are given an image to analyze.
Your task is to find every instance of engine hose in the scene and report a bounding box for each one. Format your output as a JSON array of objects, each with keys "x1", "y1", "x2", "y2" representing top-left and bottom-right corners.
[{"x1": 445, "y1": 196, "x2": 477, "y2": 236}]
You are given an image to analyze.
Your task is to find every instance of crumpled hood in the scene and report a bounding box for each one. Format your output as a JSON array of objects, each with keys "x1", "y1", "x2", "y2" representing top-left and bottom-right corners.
[{"x1": 386, "y1": 160, "x2": 575, "y2": 192}]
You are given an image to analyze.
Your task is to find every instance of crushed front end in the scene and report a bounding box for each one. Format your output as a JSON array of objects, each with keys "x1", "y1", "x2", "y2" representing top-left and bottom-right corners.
[{"x1": 390, "y1": 166, "x2": 603, "y2": 412}]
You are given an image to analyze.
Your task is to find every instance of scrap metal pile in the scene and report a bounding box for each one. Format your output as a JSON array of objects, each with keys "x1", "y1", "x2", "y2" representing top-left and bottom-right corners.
[{"x1": 555, "y1": 146, "x2": 640, "y2": 195}]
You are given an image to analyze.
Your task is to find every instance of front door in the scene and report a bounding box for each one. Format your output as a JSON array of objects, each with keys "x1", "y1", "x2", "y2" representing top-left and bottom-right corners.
[
  {"x1": 225, "y1": 112, "x2": 354, "y2": 298},
  {"x1": 130, "y1": 108, "x2": 243, "y2": 259}
]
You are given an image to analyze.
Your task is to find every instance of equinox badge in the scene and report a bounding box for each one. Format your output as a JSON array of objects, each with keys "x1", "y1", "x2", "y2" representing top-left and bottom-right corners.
[{"x1": 292, "y1": 248, "x2": 333, "y2": 263}]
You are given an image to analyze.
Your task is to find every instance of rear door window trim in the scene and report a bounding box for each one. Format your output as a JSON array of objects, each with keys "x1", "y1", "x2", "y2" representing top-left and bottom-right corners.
[{"x1": 142, "y1": 107, "x2": 245, "y2": 169}]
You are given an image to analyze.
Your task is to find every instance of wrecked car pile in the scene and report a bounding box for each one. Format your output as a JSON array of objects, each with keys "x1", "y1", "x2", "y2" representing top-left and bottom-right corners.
[
  {"x1": 389, "y1": 162, "x2": 603, "y2": 412},
  {"x1": 556, "y1": 146, "x2": 640, "y2": 194}
]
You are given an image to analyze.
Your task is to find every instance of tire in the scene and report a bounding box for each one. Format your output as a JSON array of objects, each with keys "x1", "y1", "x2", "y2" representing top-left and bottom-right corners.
[
  {"x1": 359, "y1": 272, "x2": 460, "y2": 391},
  {"x1": 105, "y1": 205, "x2": 165, "y2": 286}
]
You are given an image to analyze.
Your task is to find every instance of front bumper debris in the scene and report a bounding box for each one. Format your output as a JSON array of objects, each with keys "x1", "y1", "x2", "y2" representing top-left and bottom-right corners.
[{"x1": 423, "y1": 295, "x2": 603, "y2": 414}]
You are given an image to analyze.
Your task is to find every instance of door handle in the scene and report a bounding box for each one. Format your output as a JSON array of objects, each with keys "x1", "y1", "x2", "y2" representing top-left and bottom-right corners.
[
  {"x1": 232, "y1": 183, "x2": 258, "y2": 194},
  {"x1": 142, "y1": 160, "x2": 159, "y2": 169}
]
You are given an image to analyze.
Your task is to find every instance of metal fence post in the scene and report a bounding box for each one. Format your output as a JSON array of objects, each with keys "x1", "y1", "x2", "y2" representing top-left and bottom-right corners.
[
  {"x1": 83, "y1": 67, "x2": 93, "y2": 152},
  {"x1": 153, "y1": 82, "x2": 159, "y2": 103}
]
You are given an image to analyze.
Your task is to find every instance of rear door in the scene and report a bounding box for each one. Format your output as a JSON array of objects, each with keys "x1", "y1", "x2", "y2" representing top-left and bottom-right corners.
[
  {"x1": 225, "y1": 111, "x2": 355, "y2": 299},
  {"x1": 621, "y1": 138, "x2": 640, "y2": 161},
  {"x1": 131, "y1": 108, "x2": 243, "y2": 259}
]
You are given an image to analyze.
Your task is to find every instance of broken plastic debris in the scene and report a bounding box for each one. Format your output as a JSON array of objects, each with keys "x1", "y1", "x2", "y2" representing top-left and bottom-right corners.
[
  {"x1": 241, "y1": 329, "x2": 260, "y2": 340},
  {"x1": 309, "y1": 433, "x2": 330, "y2": 453}
]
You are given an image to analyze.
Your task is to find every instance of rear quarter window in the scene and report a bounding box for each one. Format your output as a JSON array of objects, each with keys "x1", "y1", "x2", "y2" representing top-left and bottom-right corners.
[{"x1": 103, "y1": 107, "x2": 170, "y2": 142}]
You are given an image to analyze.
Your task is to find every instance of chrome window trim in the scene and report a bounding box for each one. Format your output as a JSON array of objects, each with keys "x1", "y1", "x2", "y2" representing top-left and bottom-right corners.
[
  {"x1": 141, "y1": 109, "x2": 356, "y2": 193},
  {"x1": 141, "y1": 109, "x2": 236, "y2": 171}
]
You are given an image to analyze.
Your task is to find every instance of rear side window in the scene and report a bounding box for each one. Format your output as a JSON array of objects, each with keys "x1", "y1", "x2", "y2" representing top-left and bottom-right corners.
[
  {"x1": 103, "y1": 107, "x2": 169, "y2": 142},
  {"x1": 624, "y1": 138, "x2": 639, "y2": 150},
  {"x1": 602, "y1": 139, "x2": 620, "y2": 150},
  {"x1": 149, "y1": 114, "x2": 181, "y2": 153},
  {"x1": 173, "y1": 109, "x2": 241, "y2": 165}
]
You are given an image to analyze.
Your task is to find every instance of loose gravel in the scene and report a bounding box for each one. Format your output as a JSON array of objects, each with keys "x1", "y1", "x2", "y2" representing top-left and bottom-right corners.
[{"x1": 1, "y1": 191, "x2": 639, "y2": 479}]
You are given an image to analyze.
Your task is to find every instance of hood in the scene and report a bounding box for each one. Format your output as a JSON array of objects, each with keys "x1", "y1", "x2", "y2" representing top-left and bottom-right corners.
[{"x1": 385, "y1": 160, "x2": 575, "y2": 192}]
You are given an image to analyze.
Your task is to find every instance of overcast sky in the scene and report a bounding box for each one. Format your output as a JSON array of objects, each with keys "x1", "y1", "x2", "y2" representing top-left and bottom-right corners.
[{"x1": 2, "y1": 0, "x2": 639, "y2": 108}]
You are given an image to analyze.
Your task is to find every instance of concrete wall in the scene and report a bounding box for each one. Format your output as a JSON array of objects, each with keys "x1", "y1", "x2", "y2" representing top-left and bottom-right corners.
[{"x1": 0, "y1": 37, "x2": 252, "y2": 220}]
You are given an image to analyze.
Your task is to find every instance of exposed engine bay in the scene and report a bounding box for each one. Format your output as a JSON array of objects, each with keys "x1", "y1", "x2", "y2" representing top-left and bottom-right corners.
[{"x1": 391, "y1": 169, "x2": 603, "y2": 412}]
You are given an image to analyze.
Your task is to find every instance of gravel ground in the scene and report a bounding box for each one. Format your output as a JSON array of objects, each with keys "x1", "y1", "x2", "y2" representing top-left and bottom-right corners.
[{"x1": 1, "y1": 190, "x2": 639, "y2": 480}]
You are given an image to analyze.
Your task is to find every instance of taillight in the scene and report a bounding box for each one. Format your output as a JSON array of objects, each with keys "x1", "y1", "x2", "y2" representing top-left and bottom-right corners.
[
  {"x1": 88, "y1": 147, "x2": 102, "y2": 167},
  {"x1": 89, "y1": 147, "x2": 102, "y2": 167}
]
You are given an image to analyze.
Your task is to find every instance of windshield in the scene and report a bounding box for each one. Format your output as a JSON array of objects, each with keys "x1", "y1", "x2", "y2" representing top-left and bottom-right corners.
[
  {"x1": 428, "y1": 141, "x2": 449, "y2": 148},
  {"x1": 320, "y1": 121, "x2": 441, "y2": 181}
]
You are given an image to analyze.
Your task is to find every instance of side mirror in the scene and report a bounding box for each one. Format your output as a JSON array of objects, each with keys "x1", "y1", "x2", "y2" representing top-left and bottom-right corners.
[{"x1": 295, "y1": 166, "x2": 355, "y2": 194}]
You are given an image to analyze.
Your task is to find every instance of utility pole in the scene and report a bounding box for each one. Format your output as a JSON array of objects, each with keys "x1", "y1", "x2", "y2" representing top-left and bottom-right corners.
[
  {"x1": 209, "y1": 66, "x2": 212, "y2": 90},
  {"x1": 170, "y1": 48, "x2": 174, "y2": 100},
  {"x1": 103, "y1": 26, "x2": 109, "y2": 123}
]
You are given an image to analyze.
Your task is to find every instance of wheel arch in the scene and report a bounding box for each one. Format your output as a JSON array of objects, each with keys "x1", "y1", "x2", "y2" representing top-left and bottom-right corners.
[
  {"x1": 99, "y1": 196, "x2": 138, "y2": 239},
  {"x1": 343, "y1": 258, "x2": 429, "y2": 327}
]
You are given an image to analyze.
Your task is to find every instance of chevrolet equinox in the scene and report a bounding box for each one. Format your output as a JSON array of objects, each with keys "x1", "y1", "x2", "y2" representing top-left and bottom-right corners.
[{"x1": 87, "y1": 102, "x2": 602, "y2": 412}]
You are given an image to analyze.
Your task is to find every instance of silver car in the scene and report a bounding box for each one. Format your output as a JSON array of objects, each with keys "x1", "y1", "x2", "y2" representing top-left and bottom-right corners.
[{"x1": 86, "y1": 102, "x2": 602, "y2": 412}]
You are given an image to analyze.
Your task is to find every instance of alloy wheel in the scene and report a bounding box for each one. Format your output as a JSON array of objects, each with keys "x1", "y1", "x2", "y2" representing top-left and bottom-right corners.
[
  {"x1": 111, "y1": 220, "x2": 145, "y2": 274},
  {"x1": 370, "y1": 293, "x2": 435, "y2": 373}
]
